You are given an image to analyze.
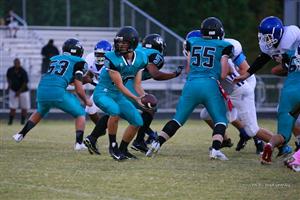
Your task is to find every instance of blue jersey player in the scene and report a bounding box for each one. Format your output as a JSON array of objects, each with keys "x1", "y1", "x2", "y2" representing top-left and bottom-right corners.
[
  {"x1": 146, "y1": 17, "x2": 233, "y2": 160},
  {"x1": 92, "y1": 26, "x2": 148, "y2": 160},
  {"x1": 13, "y1": 38, "x2": 92, "y2": 150}
]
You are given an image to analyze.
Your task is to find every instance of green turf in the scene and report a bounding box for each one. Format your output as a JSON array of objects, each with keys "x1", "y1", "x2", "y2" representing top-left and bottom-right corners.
[{"x1": 0, "y1": 119, "x2": 299, "y2": 200}]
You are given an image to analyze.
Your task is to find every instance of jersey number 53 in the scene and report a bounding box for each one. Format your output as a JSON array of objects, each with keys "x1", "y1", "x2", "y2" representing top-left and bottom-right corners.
[{"x1": 48, "y1": 60, "x2": 69, "y2": 76}]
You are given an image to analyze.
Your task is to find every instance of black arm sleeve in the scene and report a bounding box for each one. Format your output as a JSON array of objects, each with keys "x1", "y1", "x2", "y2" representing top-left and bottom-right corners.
[
  {"x1": 247, "y1": 53, "x2": 271, "y2": 75},
  {"x1": 222, "y1": 45, "x2": 234, "y2": 57}
]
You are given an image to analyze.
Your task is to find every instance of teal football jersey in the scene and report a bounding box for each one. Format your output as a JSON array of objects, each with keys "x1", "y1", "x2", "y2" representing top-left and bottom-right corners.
[
  {"x1": 136, "y1": 47, "x2": 164, "y2": 81},
  {"x1": 285, "y1": 52, "x2": 300, "y2": 87},
  {"x1": 187, "y1": 37, "x2": 232, "y2": 80},
  {"x1": 95, "y1": 50, "x2": 148, "y2": 92},
  {"x1": 37, "y1": 53, "x2": 87, "y2": 101}
]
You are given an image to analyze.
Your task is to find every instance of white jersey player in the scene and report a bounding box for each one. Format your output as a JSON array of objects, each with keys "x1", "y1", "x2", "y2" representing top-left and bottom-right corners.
[
  {"x1": 234, "y1": 16, "x2": 300, "y2": 154},
  {"x1": 84, "y1": 40, "x2": 112, "y2": 124},
  {"x1": 200, "y1": 38, "x2": 273, "y2": 153}
]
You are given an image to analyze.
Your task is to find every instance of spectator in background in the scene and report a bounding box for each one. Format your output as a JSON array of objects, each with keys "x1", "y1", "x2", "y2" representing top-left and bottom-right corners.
[
  {"x1": 41, "y1": 39, "x2": 59, "y2": 74},
  {"x1": 5, "y1": 10, "x2": 19, "y2": 38},
  {"x1": 0, "y1": 17, "x2": 5, "y2": 26},
  {"x1": 6, "y1": 58, "x2": 30, "y2": 125}
]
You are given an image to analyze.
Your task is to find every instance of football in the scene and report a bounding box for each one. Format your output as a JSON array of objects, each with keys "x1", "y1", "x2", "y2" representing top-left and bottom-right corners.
[{"x1": 141, "y1": 94, "x2": 158, "y2": 108}]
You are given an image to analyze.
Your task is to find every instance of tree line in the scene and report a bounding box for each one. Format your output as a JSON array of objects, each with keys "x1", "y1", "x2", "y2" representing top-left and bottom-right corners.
[{"x1": 1, "y1": 0, "x2": 283, "y2": 72}]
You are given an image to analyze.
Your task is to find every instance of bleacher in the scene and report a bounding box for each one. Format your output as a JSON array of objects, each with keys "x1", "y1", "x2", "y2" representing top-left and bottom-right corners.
[
  {"x1": 0, "y1": 26, "x2": 119, "y2": 88},
  {"x1": 31, "y1": 26, "x2": 119, "y2": 57}
]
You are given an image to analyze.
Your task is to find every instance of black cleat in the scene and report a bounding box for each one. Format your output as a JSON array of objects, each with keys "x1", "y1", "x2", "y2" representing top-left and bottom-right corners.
[
  {"x1": 84, "y1": 136, "x2": 100, "y2": 155},
  {"x1": 276, "y1": 145, "x2": 292, "y2": 158},
  {"x1": 253, "y1": 138, "x2": 264, "y2": 155},
  {"x1": 236, "y1": 137, "x2": 248, "y2": 151},
  {"x1": 221, "y1": 138, "x2": 234, "y2": 148},
  {"x1": 122, "y1": 150, "x2": 138, "y2": 160},
  {"x1": 109, "y1": 142, "x2": 126, "y2": 161},
  {"x1": 145, "y1": 130, "x2": 158, "y2": 145},
  {"x1": 131, "y1": 140, "x2": 148, "y2": 153}
]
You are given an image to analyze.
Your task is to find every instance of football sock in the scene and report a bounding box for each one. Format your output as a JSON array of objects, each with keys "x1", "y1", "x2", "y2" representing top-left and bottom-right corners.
[
  {"x1": 90, "y1": 115, "x2": 109, "y2": 139},
  {"x1": 158, "y1": 136, "x2": 166, "y2": 145},
  {"x1": 239, "y1": 128, "x2": 251, "y2": 140},
  {"x1": 136, "y1": 112, "x2": 153, "y2": 142},
  {"x1": 212, "y1": 140, "x2": 222, "y2": 150},
  {"x1": 108, "y1": 134, "x2": 117, "y2": 146},
  {"x1": 76, "y1": 130, "x2": 84, "y2": 144},
  {"x1": 19, "y1": 120, "x2": 36, "y2": 136},
  {"x1": 253, "y1": 136, "x2": 262, "y2": 144},
  {"x1": 119, "y1": 140, "x2": 129, "y2": 153}
]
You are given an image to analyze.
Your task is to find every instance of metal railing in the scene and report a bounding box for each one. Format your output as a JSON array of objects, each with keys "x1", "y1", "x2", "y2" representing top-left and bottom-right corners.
[{"x1": 119, "y1": 0, "x2": 184, "y2": 56}]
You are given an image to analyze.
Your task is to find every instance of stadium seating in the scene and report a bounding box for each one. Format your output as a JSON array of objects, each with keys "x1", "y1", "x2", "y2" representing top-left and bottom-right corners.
[{"x1": 0, "y1": 26, "x2": 119, "y2": 88}]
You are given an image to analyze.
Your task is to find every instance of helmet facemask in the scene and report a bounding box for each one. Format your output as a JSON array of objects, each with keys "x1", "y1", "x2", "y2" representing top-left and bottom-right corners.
[
  {"x1": 258, "y1": 31, "x2": 280, "y2": 50},
  {"x1": 94, "y1": 51, "x2": 106, "y2": 65},
  {"x1": 114, "y1": 38, "x2": 132, "y2": 54}
]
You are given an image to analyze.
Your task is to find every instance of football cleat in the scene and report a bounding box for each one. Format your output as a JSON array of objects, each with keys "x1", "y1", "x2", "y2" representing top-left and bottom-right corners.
[
  {"x1": 209, "y1": 148, "x2": 228, "y2": 161},
  {"x1": 284, "y1": 156, "x2": 295, "y2": 169},
  {"x1": 145, "y1": 131, "x2": 158, "y2": 145},
  {"x1": 74, "y1": 143, "x2": 87, "y2": 151},
  {"x1": 122, "y1": 150, "x2": 138, "y2": 160},
  {"x1": 109, "y1": 142, "x2": 126, "y2": 161},
  {"x1": 83, "y1": 137, "x2": 100, "y2": 155},
  {"x1": 292, "y1": 165, "x2": 300, "y2": 172},
  {"x1": 285, "y1": 156, "x2": 300, "y2": 172},
  {"x1": 220, "y1": 138, "x2": 234, "y2": 148},
  {"x1": 131, "y1": 140, "x2": 148, "y2": 154},
  {"x1": 261, "y1": 143, "x2": 273, "y2": 164},
  {"x1": 276, "y1": 145, "x2": 292, "y2": 158},
  {"x1": 235, "y1": 137, "x2": 248, "y2": 151},
  {"x1": 146, "y1": 140, "x2": 160, "y2": 157},
  {"x1": 13, "y1": 133, "x2": 24, "y2": 143}
]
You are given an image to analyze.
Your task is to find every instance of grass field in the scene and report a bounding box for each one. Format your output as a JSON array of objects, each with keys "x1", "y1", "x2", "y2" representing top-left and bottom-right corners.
[{"x1": 1, "y1": 118, "x2": 299, "y2": 200}]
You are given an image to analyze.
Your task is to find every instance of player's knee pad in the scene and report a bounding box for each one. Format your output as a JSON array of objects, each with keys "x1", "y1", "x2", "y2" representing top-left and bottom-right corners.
[
  {"x1": 200, "y1": 108, "x2": 211, "y2": 120},
  {"x1": 162, "y1": 119, "x2": 181, "y2": 138},
  {"x1": 212, "y1": 123, "x2": 226, "y2": 137},
  {"x1": 238, "y1": 111, "x2": 259, "y2": 137}
]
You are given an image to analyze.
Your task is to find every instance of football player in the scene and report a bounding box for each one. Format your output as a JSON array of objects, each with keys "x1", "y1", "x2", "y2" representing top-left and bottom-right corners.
[
  {"x1": 185, "y1": 30, "x2": 265, "y2": 154},
  {"x1": 146, "y1": 17, "x2": 232, "y2": 160},
  {"x1": 189, "y1": 32, "x2": 275, "y2": 154},
  {"x1": 13, "y1": 38, "x2": 92, "y2": 150},
  {"x1": 129, "y1": 33, "x2": 183, "y2": 153},
  {"x1": 84, "y1": 34, "x2": 184, "y2": 155},
  {"x1": 84, "y1": 40, "x2": 112, "y2": 124},
  {"x1": 90, "y1": 26, "x2": 147, "y2": 160},
  {"x1": 234, "y1": 16, "x2": 300, "y2": 164}
]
